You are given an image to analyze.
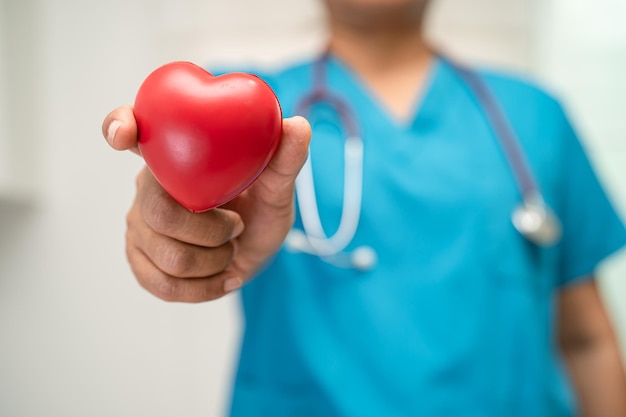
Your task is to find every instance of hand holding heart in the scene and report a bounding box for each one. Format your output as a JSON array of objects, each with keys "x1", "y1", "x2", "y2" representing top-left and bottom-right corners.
[
  {"x1": 102, "y1": 70, "x2": 311, "y2": 302},
  {"x1": 134, "y1": 62, "x2": 285, "y2": 213}
]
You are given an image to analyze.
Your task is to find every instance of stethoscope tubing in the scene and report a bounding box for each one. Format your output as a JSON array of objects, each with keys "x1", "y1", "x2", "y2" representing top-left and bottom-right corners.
[
  {"x1": 443, "y1": 55, "x2": 562, "y2": 246},
  {"x1": 288, "y1": 51, "x2": 562, "y2": 270},
  {"x1": 443, "y1": 56, "x2": 537, "y2": 199},
  {"x1": 294, "y1": 134, "x2": 363, "y2": 256}
]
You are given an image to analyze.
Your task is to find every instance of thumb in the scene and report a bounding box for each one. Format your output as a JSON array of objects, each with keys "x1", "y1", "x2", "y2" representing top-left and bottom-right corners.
[
  {"x1": 101, "y1": 105, "x2": 141, "y2": 155},
  {"x1": 250, "y1": 116, "x2": 311, "y2": 207}
]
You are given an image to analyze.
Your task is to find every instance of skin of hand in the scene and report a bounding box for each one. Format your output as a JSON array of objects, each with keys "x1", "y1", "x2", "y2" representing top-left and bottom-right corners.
[
  {"x1": 102, "y1": 105, "x2": 311, "y2": 302},
  {"x1": 558, "y1": 279, "x2": 626, "y2": 417}
]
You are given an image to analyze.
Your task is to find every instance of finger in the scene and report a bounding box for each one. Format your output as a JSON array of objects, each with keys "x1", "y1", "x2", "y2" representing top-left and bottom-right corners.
[
  {"x1": 126, "y1": 245, "x2": 242, "y2": 303},
  {"x1": 137, "y1": 216, "x2": 236, "y2": 278},
  {"x1": 249, "y1": 116, "x2": 311, "y2": 209},
  {"x1": 137, "y1": 168, "x2": 245, "y2": 247},
  {"x1": 102, "y1": 105, "x2": 140, "y2": 154}
]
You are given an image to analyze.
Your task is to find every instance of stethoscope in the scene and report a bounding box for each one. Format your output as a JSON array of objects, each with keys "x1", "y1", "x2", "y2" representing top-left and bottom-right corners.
[{"x1": 285, "y1": 51, "x2": 562, "y2": 271}]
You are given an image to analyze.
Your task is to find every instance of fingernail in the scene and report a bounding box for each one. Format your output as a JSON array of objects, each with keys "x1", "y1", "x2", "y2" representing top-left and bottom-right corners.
[
  {"x1": 223, "y1": 277, "x2": 243, "y2": 293},
  {"x1": 107, "y1": 120, "x2": 122, "y2": 146}
]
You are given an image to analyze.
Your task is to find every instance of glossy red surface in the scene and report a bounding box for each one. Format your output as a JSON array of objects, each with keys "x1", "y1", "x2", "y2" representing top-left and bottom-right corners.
[{"x1": 134, "y1": 62, "x2": 282, "y2": 212}]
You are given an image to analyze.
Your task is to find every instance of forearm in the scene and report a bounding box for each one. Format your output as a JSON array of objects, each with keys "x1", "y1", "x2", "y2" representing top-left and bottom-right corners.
[
  {"x1": 558, "y1": 278, "x2": 626, "y2": 417},
  {"x1": 562, "y1": 335, "x2": 626, "y2": 417}
]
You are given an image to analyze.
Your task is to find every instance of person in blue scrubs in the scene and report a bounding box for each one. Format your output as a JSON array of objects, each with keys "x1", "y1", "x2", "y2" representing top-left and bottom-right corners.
[{"x1": 103, "y1": 0, "x2": 626, "y2": 415}]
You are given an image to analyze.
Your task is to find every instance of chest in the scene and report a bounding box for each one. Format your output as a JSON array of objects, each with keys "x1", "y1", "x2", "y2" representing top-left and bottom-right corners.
[{"x1": 297, "y1": 96, "x2": 560, "y2": 293}]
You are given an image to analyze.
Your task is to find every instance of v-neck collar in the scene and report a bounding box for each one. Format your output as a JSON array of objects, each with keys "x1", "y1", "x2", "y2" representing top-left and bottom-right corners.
[{"x1": 323, "y1": 53, "x2": 444, "y2": 132}]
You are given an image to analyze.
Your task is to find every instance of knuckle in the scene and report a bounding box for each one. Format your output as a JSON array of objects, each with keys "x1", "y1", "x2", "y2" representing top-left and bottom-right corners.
[
  {"x1": 151, "y1": 277, "x2": 215, "y2": 304},
  {"x1": 125, "y1": 211, "x2": 133, "y2": 230},
  {"x1": 149, "y1": 277, "x2": 181, "y2": 303},
  {"x1": 163, "y1": 244, "x2": 196, "y2": 277},
  {"x1": 216, "y1": 242, "x2": 235, "y2": 271},
  {"x1": 125, "y1": 205, "x2": 138, "y2": 231},
  {"x1": 125, "y1": 240, "x2": 136, "y2": 266},
  {"x1": 138, "y1": 271, "x2": 224, "y2": 304},
  {"x1": 125, "y1": 229, "x2": 141, "y2": 265},
  {"x1": 135, "y1": 167, "x2": 150, "y2": 190},
  {"x1": 126, "y1": 255, "x2": 180, "y2": 302},
  {"x1": 205, "y1": 223, "x2": 231, "y2": 246},
  {"x1": 125, "y1": 243, "x2": 190, "y2": 303},
  {"x1": 203, "y1": 211, "x2": 237, "y2": 246},
  {"x1": 144, "y1": 195, "x2": 179, "y2": 235},
  {"x1": 193, "y1": 281, "x2": 224, "y2": 303},
  {"x1": 135, "y1": 171, "x2": 143, "y2": 189}
]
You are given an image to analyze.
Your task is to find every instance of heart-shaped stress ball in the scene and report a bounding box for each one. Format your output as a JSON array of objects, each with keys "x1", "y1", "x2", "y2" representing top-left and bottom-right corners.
[{"x1": 134, "y1": 62, "x2": 282, "y2": 213}]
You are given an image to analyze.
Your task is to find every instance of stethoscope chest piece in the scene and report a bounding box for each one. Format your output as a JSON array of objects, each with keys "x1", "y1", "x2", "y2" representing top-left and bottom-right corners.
[
  {"x1": 285, "y1": 230, "x2": 378, "y2": 271},
  {"x1": 512, "y1": 194, "x2": 562, "y2": 247},
  {"x1": 349, "y1": 246, "x2": 378, "y2": 271},
  {"x1": 286, "y1": 51, "x2": 564, "y2": 272}
]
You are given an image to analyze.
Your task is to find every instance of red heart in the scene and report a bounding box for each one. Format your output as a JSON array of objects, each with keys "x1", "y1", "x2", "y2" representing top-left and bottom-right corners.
[{"x1": 134, "y1": 62, "x2": 282, "y2": 213}]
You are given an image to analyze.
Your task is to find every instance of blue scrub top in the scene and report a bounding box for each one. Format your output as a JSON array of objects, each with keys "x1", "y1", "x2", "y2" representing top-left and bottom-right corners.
[{"x1": 226, "y1": 55, "x2": 626, "y2": 417}]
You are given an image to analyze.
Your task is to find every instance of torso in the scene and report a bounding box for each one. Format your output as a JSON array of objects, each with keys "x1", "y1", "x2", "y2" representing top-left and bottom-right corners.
[{"x1": 229, "y1": 55, "x2": 582, "y2": 417}]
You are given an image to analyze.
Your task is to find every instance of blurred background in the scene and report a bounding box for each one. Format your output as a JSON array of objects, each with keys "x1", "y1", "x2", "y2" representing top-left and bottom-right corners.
[{"x1": 0, "y1": 0, "x2": 625, "y2": 415}]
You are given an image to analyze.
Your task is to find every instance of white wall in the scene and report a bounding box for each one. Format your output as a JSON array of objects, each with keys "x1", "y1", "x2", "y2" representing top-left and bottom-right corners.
[
  {"x1": 0, "y1": 0, "x2": 43, "y2": 201},
  {"x1": 0, "y1": 1, "x2": 623, "y2": 416},
  {"x1": 0, "y1": 1, "x2": 6, "y2": 186},
  {"x1": 534, "y1": 0, "x2": 626, "y2": 350}
]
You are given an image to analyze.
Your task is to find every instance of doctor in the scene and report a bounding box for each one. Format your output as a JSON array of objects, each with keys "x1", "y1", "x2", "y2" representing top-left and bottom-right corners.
[{"x1": 102, "y1": 0, "x2": 626, "y2": 415}]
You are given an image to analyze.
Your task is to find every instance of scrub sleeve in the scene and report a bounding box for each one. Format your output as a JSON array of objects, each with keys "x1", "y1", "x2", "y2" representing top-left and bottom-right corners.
[{"x1": 555, "y1": 104, "x2": 626, "y2": 285}]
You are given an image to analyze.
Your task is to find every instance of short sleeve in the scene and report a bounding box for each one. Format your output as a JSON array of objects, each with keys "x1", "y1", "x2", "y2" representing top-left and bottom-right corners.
[{"x1": 556, "y1": 105, "x2": 626, "y2": 285}]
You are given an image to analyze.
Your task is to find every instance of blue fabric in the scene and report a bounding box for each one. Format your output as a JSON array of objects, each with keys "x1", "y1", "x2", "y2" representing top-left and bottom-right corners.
[{"x1": 227, "y1": 56, "x2": 626, "y2": 417}]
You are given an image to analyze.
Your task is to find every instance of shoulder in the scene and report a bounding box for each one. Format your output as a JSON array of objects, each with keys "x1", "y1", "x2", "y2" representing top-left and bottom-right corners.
[
  {"x1": 254, "y1": 60, "x2": 315, "y2": 111},
  {"x1": 459, "y1": 62, "x2": 583, "y2": 186},
  {"x1": 468, "y1": 64, "x2": 572, "y2": 137},
  {"x1": 477, "y1": 66, "x2": 563, "y2": 114}
]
